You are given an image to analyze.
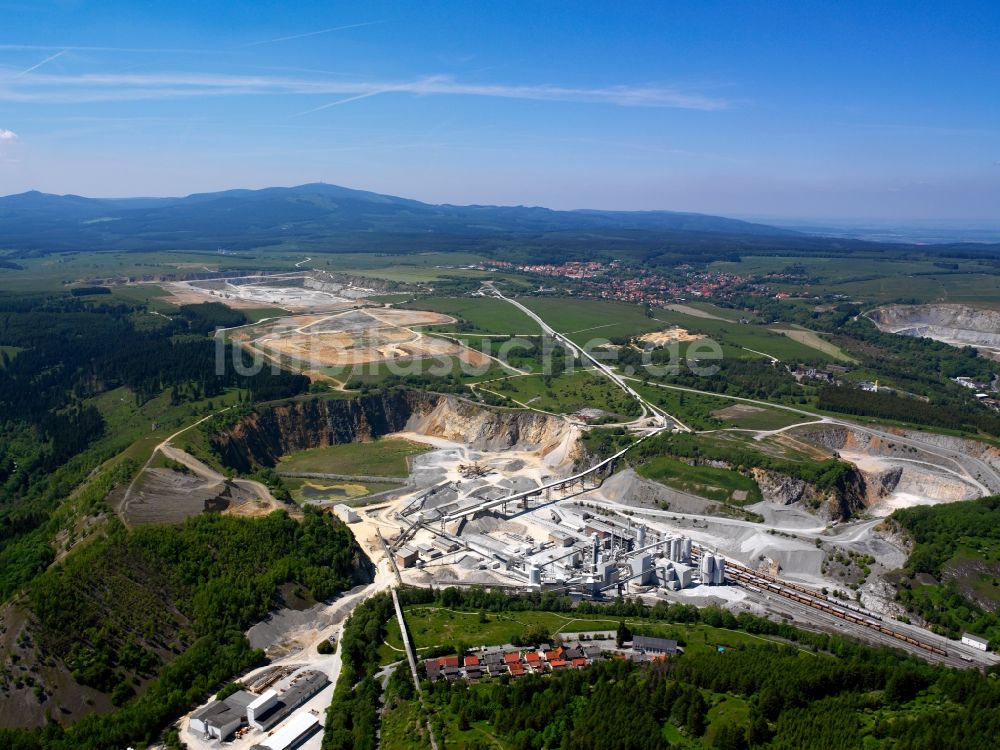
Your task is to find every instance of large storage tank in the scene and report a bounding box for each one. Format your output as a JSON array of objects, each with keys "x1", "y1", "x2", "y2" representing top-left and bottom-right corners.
[
  {"x1": 700, "y1": 554, "x2": 715, "y2": 585},
  {"x1": 712, "y1": 557, "x2": 725, "y2": 585},
  {"x1": 529, "y1": 565, "x2": 542, "y2": 585},
  {"x1": 669, "y1": 537, "x2": 682, "y2": 561},
  {"x1": 682, "y1": 538, "x2": 692, "y2": 563}
]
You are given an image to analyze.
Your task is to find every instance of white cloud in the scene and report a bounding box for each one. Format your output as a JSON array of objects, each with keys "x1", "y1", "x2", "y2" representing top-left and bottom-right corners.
[
  {"x1": 0, "y1": 129, "x2": 18, "y2": 141},
  {"x1": 0, "y1": 71, "x2": 729, "y2": 111}
]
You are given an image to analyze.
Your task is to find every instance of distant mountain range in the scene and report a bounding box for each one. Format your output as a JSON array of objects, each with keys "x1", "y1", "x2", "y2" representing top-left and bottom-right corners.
[{"x1": 0, "y1": 183, "x2": 798, "y2": 254}]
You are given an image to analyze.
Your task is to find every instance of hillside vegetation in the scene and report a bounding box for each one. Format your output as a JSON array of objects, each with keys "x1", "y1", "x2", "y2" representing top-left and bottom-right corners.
[
  {"x1": 0, "y1": 509, "x2": 367, "y2": 749},
  {"x1": 889, "y1": 496, "x2": 1000, "y2": 647}
]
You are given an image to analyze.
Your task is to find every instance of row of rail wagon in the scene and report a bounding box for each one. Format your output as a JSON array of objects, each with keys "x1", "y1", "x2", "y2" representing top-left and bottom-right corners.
[{"x1": 693, "y1": 549, "x2": 948, "y2": 658}]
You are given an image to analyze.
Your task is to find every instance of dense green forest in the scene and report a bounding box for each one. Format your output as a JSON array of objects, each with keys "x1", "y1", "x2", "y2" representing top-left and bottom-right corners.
[
  {"x1": 322, "y1": 588, "x2": 436, "y2": 750},
  {"x1": 416, "y1": 648, "x2": 1000, "y2": 750},
  {"x1": 889, "y1": 496, "x2": 1000, "y2": 646},
  {"x1": 817, "y1": 384, "x2": 1000, "y2": 434},
  {"x1": 0, "y1": 294, "x2": 308, "y2": 599},
  {"x1": 0, "y1": 509, "x2": 366, "y2": 750},
  {"x1": 372, "y1": 588, "x2": 1000, "y2": 750}
]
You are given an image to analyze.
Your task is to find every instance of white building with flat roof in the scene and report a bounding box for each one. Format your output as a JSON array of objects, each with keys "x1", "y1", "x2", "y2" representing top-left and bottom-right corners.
[
  {"x1": 253, "y1": 712, "x2": 320, "y2": 750},
  {"x1": 962, "y1": 632, "x2": 989, "y2": 652},
  {"x1": 333, "y1": 503, "x2": 359, "y2": 524}
]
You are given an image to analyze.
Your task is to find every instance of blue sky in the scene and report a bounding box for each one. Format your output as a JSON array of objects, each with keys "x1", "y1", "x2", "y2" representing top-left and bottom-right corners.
[{"x1": 0, "y1": 0, "x2": 998, "y2": 221}]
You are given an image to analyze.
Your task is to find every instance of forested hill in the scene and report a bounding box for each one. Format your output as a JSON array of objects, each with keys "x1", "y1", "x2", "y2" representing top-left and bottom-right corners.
[
  {"x1": 0, "y1": 509, "x2": 370, "y2": 748},
  {"x1": 888, "y1": 495, "x2": 1000, "y2": 647},
  {"x1": 0, "y1": 183, "x2": 797, "y2": 254}
]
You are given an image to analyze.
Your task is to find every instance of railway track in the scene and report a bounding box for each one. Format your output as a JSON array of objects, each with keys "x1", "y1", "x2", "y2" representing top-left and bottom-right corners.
[{"x1": 691, "y1": 547, "x2": 948, "y2": 658}]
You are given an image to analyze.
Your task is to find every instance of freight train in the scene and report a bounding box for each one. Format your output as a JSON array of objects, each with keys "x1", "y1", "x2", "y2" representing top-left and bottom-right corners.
[{"x1": 691, "y1": 546, "x2": 947, "y2": 657}]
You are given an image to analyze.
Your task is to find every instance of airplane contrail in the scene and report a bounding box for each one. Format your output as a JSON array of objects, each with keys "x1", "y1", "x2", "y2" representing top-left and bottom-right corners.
[
  {"x1": 239, "y1": 21, "x2": 384, "y2": 48},
  {"x1": 293, "y1": 89, "x2": 386, "y2": 116},
  {"x1": 16, "y1": 49, "x2": 65, "y2": 77}
]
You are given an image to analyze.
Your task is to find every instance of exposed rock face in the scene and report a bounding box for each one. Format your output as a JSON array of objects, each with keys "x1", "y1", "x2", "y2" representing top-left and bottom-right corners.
[
  {"x1": 751, "y1": 466, "x2": 873, "y2": 521},
  {"x1": 211, "y1": 391, "x2": 578, "y2": 472},
  {"x1": 867, "y1": 303, "x2": 1000, "y2": 359},
  {"x1": 792, "y1": 424, "x2": 984, "y2": 514},
  {"x1": 407, "y1": 396, "x2": 579, "y2": 466},
  {"x1": 752, "y1": 468, "x2": 807, "y2": 505},
  {"x1": 211, "y1": 390, "x2": 441, "y2": 471}
]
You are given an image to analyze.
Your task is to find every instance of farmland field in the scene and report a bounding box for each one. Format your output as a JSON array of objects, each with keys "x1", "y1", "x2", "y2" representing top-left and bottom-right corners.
[
  {"x1": 478, "y1": 370, "x2": 643, "y2": 418},
  {"x1": 399, "y1": 295, "x2": 541, "y2": 334},
  {"x1": 518, "y1": 297, "x2": 663, "y2": 342}
]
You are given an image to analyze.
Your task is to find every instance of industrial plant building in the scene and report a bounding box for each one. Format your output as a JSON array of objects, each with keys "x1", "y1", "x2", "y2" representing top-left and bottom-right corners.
[
  {"x1": 962, "y1": 632, "x2": 989, "y2": 652},
  {"x1": 189, "y1": 689, "x2": 257, "y2": 740},
  {"x1": 189, "y1": 669, "x2": 329, "y2": 745}
]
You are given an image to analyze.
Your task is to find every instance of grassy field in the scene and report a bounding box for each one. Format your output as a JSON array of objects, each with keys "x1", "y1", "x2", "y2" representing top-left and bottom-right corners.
[
  {"x1": 518, "y1": 297, "x2": 664, "y2": 343},
  {"x1": 767, "y1": 324, "x2": 856, "y2": 362},
  {"x1": 637, "y1": 455, "x2": 761, "y2": 505},
  {"x1": 708, "y1": 255, "x2": 1000, "y2": 306},
  {"x1": 517, "y1": 296, "x2": 840, "y2": 362},
  {"x1": 277, "y1": 437, "x2": 430, "y2": 477},
  {"x1": 382, "y1": 605, "x2": 812, "y2": 665},
  {"x1": 650, "y1": 307, "x2": 841, "y2": 362},
  {"x1": 399, "y1": 295, "x2": 542, "y2": 335},
  {"x1": 480, "y1": 370, "x2": 643, "y2": 418},
  {"x1": 0, "y1": 250, "x2": 304, "y2": 293},
  {"x1": 627, "y1": 381, "x2": 810, "y2": 432}
]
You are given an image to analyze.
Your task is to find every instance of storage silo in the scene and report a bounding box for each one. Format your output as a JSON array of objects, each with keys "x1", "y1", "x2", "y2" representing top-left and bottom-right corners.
[
  {"x1": 700, "y1": 554, "x2": 715, "y2": 585},
  {"x1": 712, "y1": 557, "x2": 725, "y2": 585},
  {"x1": 592, "y1": 533, "x2": 600, "y2": 567},
  {"x1": 636, "y1": 524, "x2": 646, "y2": 548},
  {"x1": 669, "y1": 537, "x2": 682, "y2": 561},
  {"x1": 529, "y1": 564, "x2": 542, "y2": 585},
  {"x1": 681, "y1": 538, "x2": 692, "y2": 563}
]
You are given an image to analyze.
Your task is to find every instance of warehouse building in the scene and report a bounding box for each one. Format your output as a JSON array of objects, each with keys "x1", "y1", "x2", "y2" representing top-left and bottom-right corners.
[
  {"x1": 189, "y1": 689, "x2": 256, "y2": 740},
  {"x1": 632, "y1": 635, "x2": 679, "y2": 656},
  {"x1": 247, "y1": 671, "x2": 329, "y2": 731},
  {"x1": 962, "y1": 632, "x2": 989, "y2": 652},
  {"x1": 250, "y1": 712, "x2": 321, "y2": 750}
]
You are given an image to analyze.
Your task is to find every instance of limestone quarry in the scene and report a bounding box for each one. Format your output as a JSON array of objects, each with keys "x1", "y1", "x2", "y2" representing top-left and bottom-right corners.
[{"x1": 866, "y1": 303, "x2": 1000, "y2": 359}]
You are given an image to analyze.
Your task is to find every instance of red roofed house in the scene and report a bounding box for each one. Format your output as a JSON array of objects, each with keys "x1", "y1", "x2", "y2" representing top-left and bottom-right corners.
[
  {"x1": 549, "y1": 659, "x2": 568, "y2": 669},
  {"x1": 544, "y1": 647, "x2": 565, "y2": 662},
  {"x1": 439, "y1": 656, "x2": 460, "y2": 669},
  {"x1": 524, "y1": 651, "x2": 541, "y2": 664},
  {"x1": 509, "y1": 662, "x2": 526, "y2": 676},
  {"x1": 464, "y1": 655, "x2": 480, "y2": 668},
  {"x1": 571, "y1": 657, "x2": 588, "y2": 668},
  {"x1": 503, "y1": 651, "x2": 521, "y2": 665}
]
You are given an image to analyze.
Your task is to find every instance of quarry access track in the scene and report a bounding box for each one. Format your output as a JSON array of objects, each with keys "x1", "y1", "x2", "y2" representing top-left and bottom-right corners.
[
  {"x1": 485, "y1": 282, "x2": 680, "y2": 430},
  {"x1": 622, "y1": 376, "x2": 1000, "y2": 495}
]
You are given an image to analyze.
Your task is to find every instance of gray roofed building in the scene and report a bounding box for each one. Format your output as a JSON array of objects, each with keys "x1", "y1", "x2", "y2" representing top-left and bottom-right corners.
[
  {"x1": 632, "y1": 635, "x2": 678, "y2": 655},
  {"x1": 189, "y1": 689, "x2": 256, "y2": 740}
]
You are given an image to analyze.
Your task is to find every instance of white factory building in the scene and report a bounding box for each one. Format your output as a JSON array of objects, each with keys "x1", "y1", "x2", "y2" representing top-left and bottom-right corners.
[
  {"x1": 962, "y1": 632, "x2": 989, "y2": 652},
  {"x1": 332, "y1": 503, "x2": 359, "y2": 524}
]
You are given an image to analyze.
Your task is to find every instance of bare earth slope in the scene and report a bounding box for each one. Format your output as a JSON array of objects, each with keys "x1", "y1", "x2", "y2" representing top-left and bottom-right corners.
[{"x1": 867, "y1": 304, "x2": 1000, "y2": 359}]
